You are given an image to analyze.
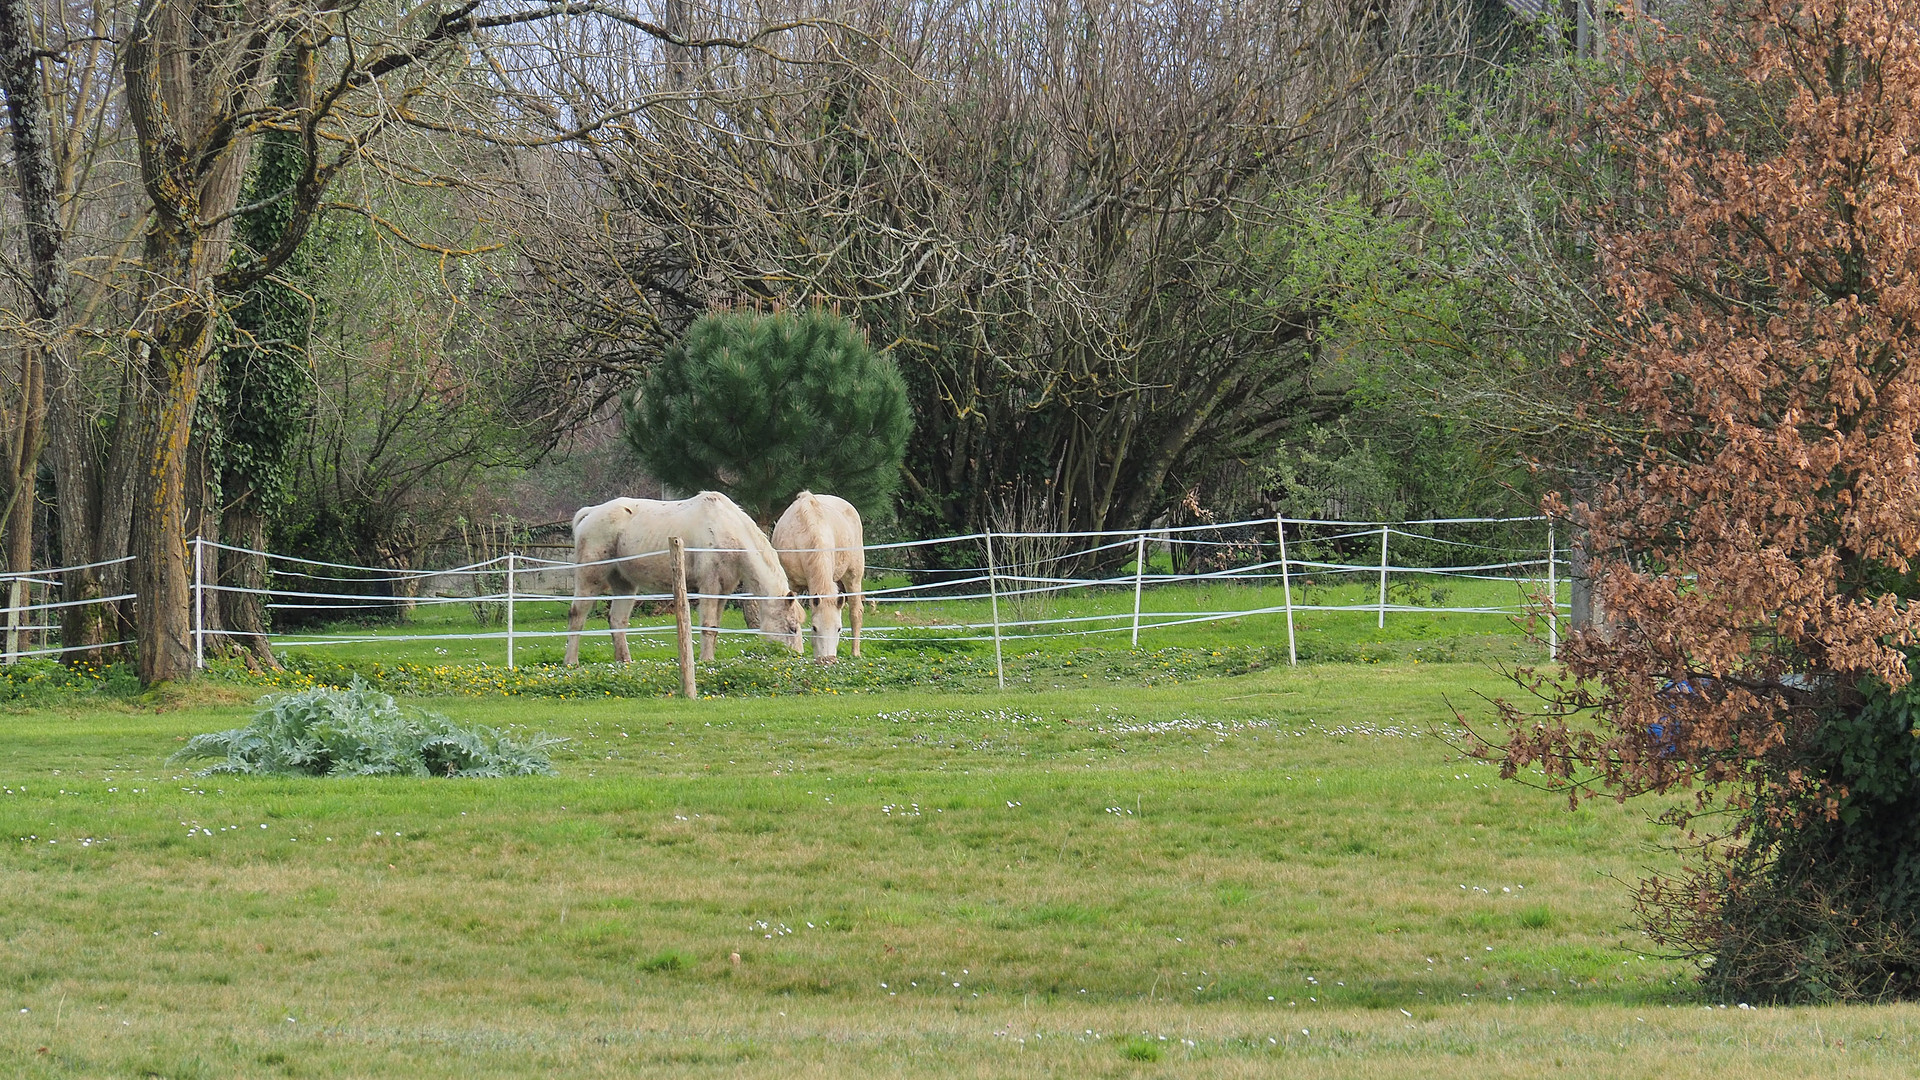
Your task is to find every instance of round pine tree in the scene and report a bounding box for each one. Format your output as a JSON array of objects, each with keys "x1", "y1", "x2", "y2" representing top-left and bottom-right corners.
[{"x1": 626, "y1": 309, "x2": 913, "y2": 525}]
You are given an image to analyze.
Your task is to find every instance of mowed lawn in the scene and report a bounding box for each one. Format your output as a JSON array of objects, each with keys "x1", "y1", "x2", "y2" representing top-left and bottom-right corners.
[{"x1": 3, "y1": 662, "x2": 1916, "y2": 1078}]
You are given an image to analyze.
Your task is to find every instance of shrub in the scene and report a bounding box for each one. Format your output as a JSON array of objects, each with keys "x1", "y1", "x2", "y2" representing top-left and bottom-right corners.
[
  {"x1": 171, "y1": 678, "x2": 561, "y2": 777},
  {"x1": 0, "y1": 659, "x2": 138, "y2": 704},
  {"x1": 1489, "y1": 0, "x2": 1920, "y2": 1001}
]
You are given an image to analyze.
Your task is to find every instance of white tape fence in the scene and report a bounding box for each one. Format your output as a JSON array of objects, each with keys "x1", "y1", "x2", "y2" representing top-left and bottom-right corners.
[
  {"x1": 172, "y1": 514, "x2": 1568, "y2": 677},
  {"x1": 0, "y1": 555, "x2": 138, "y2": 663}
]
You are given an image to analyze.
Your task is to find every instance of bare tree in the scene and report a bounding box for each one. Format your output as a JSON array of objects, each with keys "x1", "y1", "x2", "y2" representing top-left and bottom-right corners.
[
  {"x1": 3, "y1": 0, "x2": 147, "y2": 661},
  {"x1": 504, "y1": 0, "x2": 1520, "y2": 538},
  {"x1": 0, "y1": 0, "x2": 60, "y2": 578},
  {"x1": 108, "y1": 0, "x2": 827, "y2": 683}
]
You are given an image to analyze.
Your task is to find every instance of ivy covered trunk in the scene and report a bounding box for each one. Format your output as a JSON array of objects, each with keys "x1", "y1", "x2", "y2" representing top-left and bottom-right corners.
[{"x1": 218, "y1": 508, "x2": 275, "y2": 667}]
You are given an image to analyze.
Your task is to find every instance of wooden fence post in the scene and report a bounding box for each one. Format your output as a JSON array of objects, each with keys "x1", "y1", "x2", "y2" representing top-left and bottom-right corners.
[
  {"x1": 1277, "y1": 515, "x2": 1296, "y2": 666},
  {"x1": 670, "y1": 536, "x2": 696, "y2": 699}
]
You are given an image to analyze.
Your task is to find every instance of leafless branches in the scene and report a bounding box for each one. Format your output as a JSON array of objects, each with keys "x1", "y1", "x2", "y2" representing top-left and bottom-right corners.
[{"x1": 498, "y1": 0, "x2": 1528, "y2": 537}]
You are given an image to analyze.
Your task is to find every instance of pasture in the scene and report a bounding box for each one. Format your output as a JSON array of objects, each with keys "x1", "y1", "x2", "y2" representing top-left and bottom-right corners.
[
  {"x1": 260, "y1": 574, "x2": 1550, "y2": 670},
  {"x1": 5, "y1": 653, "x2": 1916, "y2": 1078}
]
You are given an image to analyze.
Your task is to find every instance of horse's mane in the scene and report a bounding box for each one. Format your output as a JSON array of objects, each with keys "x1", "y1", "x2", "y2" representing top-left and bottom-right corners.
[{"x1": 702, "y1": 492, "x2": 790, "y2": 599}]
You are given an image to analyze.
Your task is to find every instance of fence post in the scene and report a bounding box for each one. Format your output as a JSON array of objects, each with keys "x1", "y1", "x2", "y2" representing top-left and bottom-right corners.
[
  {"x1": 670, "y1": 536, "x2": 697, "y2": 699},
  {"x1": 505, "y1": 550, "x2": 516, "y2": 670},
  {"x1": 1377, "y1": 526, "x2": 1390, "y2": 630},
  {"x1": 1546, "y1": 519, "x2": 1558, "y2": 660},
  {"x1": 1277, "y1": 515, "x2": 1296, "y2": 666},
  {"x1": 1131, "y1": 534, "x2": 1146, "y2": 647},
  {"x1": 3, "y1": 576, "x2": 20, "y2": 664},
  {"x1": 193, "y1": 535, "x2": 205, "y2": 670},
  {"x1": 985, "y1": 531, "x2": 1005, "y2": 690}
]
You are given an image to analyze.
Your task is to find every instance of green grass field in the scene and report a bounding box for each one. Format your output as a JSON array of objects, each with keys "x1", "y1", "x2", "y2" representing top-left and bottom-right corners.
[{"x1": 5, "y1": 653, "x2": 1917, "y2": 1077}]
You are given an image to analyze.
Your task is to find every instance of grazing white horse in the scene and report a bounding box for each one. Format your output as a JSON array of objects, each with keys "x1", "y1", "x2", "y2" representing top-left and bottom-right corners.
[
  {"x1": 565, "y1": 492, "x2": 803, "y2": 665},
  {"x1": 772, "y1": 491, "x2": 865, "y2": 659}
]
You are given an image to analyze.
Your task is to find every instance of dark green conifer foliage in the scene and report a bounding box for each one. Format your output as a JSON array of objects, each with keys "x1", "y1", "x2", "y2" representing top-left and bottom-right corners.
[{"x1": 626, "y1": 309, "x2": 912, "y2": 524}]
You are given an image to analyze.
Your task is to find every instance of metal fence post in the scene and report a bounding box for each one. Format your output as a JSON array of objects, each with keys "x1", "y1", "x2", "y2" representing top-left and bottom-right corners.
[
  {"x1": 1131, "y1": 534, "x2": 1146, "y2": 647},
  {"x1": 193, "y1": 535, "x2": 205, "y2": 670},
  {"x1": 1377, "y1": 526, "x2": 1390, "y2": 630},
  {"x1": 1278, "y1": 515, "x2": 1296, "y2": 666},
  {"x1": 985, "y1": 531, "x2": 1004, "y2": 689},
  {"x1": 1546, "y1": 519, "x2": 1558, "y2": 659},
  {"x1": 3, "y1": 576, "x2": 20, "y2": 665},
  {"x1": 505, "y1": 550, "x2": 516, "y2": 670}
]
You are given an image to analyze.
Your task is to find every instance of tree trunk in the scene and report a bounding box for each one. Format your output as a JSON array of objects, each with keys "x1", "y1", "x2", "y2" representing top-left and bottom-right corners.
[
  {"x1": 96, "y1": 366, "x2": 145, "y2": 600},
  {"x1": 131, "y1": 298, "x2": 215, "y2": 684},
  {"x1": 122, "y1": 0, "x2": 255, "y2": 683},
  {"x1": 219, "y1": 506, "x2": 277, "y2": 668},
  {"x1": 41, "y1": 326, "x2": 108, "y2": 657},
  {"x1": 1, "y1": 359, "x2": 43, "y2": 577},
  {"x1": 184, "y1": 415, "x2": 224, "y2": 635},
  {"x1": 1, "y1": 0, "x2": 58, "y2": 604}
]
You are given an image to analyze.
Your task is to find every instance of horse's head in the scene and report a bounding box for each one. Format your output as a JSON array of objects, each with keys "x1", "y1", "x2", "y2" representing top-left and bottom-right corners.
[
  {"x1": 806, "y1": 591, "x2": 846, "y2": 660},
  {"x1": 742, "y1": 592, "x2": 805, "y2": 652},
  {"x1": 767, "y1": 592, "x2": 807, "y2": 652}
]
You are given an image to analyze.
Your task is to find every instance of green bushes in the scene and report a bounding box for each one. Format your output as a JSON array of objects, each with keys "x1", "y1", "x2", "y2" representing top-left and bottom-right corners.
[
  {"x1": 1688, "y1": 673, "x2": 1920, "y2": 1003},
  {"x1": 171, "y1": 679, "x2": 560, "y2": 777},
  {"x1": 0, "y1": 659, "x2": 139, "y2": 704}
]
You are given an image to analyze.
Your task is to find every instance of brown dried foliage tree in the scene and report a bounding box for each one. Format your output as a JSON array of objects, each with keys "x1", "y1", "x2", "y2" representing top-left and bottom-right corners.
[{"x1": 1487, "y1": 0, "x2": 1920, "y2": 1001}]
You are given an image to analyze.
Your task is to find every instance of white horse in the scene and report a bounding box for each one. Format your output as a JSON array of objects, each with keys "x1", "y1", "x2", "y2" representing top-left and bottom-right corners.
[
  {"x1": 771, "y1": 491, "x2": 865, "y2": 659},
  {"x1": 565, "y1": 492, "x2": 803, "y2": 665}
]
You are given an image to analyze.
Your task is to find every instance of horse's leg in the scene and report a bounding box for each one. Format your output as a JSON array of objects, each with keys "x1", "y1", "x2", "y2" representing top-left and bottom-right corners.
[
  {"x1": 699, "y1": 592, "x2": 721, "y2": 662},
  {"x1": 565, "y1": 593, "x2": 592, "y2": 666},
  {"x1": 566, "y1": 567, "x2": 603, "y2": 667},
  {"x1": 848, "y1": 578, "x2": 864, "y2": 658},
  {"x1": 609, "y1": 596, "x2": 636, "y2": 663}
]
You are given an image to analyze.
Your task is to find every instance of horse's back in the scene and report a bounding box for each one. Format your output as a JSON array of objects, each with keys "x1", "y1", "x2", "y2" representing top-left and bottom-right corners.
[
  {"x1": 774, "y1": 491, "x2": 864, "y2": 582},
  {"x1": 572, "y1": 498, "x2": 649, "y2": 562}
]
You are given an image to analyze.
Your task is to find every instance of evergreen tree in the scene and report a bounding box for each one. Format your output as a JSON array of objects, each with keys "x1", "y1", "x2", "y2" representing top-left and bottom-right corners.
[{"x1": 626, "y1": 309, "x2": 912, "y2": 525}]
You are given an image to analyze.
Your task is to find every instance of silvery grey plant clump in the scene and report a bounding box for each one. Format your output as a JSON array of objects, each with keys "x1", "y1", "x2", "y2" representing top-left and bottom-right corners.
[{"x1": 171, "y1": 677, "x2": 561, "y2": 777}]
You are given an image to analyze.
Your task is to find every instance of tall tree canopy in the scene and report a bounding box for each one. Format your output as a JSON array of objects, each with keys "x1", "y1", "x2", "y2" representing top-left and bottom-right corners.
[
  {"x1": 508, "y1": 0, "x2": 1535, "y2": 538},
  {"x1": 5, "y1": 0, "x2": 832, "y2": 683}
]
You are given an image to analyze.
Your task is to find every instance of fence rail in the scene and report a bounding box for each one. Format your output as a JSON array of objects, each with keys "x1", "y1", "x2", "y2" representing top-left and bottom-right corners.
[{"x1": 1, "y1": 516, "x2": 1569, "y2": 678}]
